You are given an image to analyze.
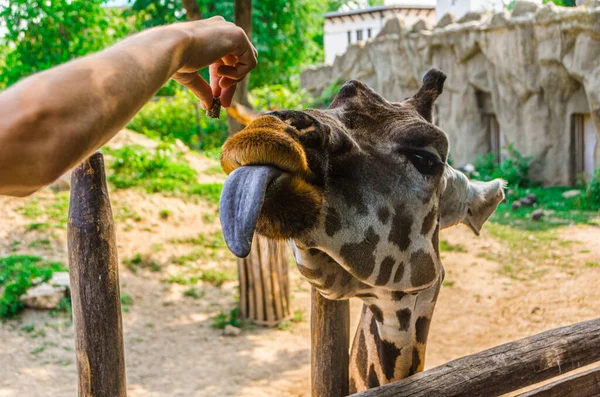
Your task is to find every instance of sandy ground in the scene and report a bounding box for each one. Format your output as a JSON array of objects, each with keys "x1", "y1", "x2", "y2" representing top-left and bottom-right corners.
[{"x1": 1, "y1": 133, "x2": 600, "y2": 396}]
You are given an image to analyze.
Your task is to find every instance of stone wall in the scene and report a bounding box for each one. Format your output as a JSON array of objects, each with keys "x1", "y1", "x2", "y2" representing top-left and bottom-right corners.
[{"x1": 301, "y1": 1, "x2": 600, "y2": 185}]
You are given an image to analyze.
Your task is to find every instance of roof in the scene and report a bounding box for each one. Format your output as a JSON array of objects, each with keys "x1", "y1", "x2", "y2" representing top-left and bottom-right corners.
[{"x1": 325, "y1": 4, "x2": 434, "y2": 19}]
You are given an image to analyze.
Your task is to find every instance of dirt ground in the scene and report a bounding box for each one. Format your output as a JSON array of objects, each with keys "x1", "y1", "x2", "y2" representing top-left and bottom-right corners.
[{"x1": 1, "y1": 133, "x2": 599, "y2": 397}]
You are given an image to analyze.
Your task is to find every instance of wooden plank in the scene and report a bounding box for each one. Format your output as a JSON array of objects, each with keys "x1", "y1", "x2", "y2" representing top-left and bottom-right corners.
[
  {"x1": 311, "y1": 288, "x2": 350, "y2": 397},
  {"x1": 259, "y1": 235, "x2": 276, "y2": 323},
  {"x1": 515, "y1": 366, "x2": 600, "y2": 397},
  {"x1": 68, "y1": 153, "x2": 127, "y2": 397},
  {"x1": 350, "y1": 317, "x2": 600, "y2": 397}
]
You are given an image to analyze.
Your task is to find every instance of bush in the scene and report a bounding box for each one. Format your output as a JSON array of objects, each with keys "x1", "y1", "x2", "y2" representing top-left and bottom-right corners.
[
  {"x1": 250, "y1": 84, "x2": 313, "y2": 111},
  {"x1": 107, "y1": 143, "x2": 198, "y2": 194},
  {"x1": 585, "y1": 168, "x2": 600, "y2": 210},
  {"x1": 473, "y1": 144, "x2": 533, "y2": 188},
  {"x1": 0, "y1": 255, "x2": 66, "y2": 318},
  {"x1": 106, "y1": 143, "x2": 223, "y2": 202},
  {"x1": 127, "y1": 89, "x2": 228, "y2": 151}
]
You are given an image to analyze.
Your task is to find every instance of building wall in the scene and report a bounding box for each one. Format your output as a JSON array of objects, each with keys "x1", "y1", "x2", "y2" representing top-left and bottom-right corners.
[
  {"x1": 324, "y1": 8, "x2": 436, "y2": 64},
  {"x1": 324, "y1": 14, "x2": 389, "y2": 65},
  {"x1": 302, "y1": 2, "x2": 600, "y2": 185}
]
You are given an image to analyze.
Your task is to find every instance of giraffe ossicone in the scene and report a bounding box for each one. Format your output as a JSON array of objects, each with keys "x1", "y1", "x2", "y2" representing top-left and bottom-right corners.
[{"x1": 219, "y1": 68, "x2": 505, "y2": 392}]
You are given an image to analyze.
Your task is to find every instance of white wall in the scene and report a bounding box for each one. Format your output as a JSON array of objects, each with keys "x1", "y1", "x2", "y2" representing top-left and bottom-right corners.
[
  {"x1": 436, "y1": 0, "x2": 473, "y2": 21},
  {"x1": 324, "y1": 15, "x2": 388, "y2": 65},
  {"x1": 436, "y1": 0, "x2": 508, "y2": 20}
]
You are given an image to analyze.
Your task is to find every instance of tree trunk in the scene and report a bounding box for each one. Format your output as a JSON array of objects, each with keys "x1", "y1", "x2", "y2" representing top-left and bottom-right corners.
[
  {"x1": 182, "y1": 0, "x2": 202, "y2": 21},
  {"x1": 231, "y1": 0, "x2": 290, "y2": 327},
  {"x1": 228, "y1": 0, "x2": 253, "y2": 135}
]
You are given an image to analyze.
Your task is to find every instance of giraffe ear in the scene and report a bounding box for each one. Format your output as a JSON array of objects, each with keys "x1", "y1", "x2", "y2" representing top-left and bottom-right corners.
[
  {"x1": 440, "y1": 166, "x2": 506, "y2": 235},
  {"x1": 406, "y1": 68, "x2": 446, "y2": 122}
]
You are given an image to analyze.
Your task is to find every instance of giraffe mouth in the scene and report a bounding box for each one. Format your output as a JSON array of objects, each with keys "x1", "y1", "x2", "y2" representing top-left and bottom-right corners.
[{"x1": 219, "y1": 165, "x2": 284, "y2": 258}]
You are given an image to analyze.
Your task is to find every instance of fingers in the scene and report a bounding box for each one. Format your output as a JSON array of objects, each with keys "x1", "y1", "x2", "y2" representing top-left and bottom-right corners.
[
  {"x1": 220, "y1": 85, "x2": 237, "y2": 108},
  {"x1": 173, "y1": 72, "x2": 212, "y2": 109},
  {"x1": 209, "y1": 62, "x2": 223, "y2": 98}
]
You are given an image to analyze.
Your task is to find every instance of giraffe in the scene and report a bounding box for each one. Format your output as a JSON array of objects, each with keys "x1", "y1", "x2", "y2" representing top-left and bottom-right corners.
[{"x1": 219, "y1": 69, "x2": 505, "y2": 392}]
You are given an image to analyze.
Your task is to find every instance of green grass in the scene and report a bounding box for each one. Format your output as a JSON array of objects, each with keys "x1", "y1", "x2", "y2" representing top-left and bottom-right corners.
[
  {"x1": 159, "y1": 209, "x2": 172, "y2": 220},
  {"x1": 18, "y1": 192, "x2": 69, "y2": 229},
  {"x1": 211, "y1": 307, "x2": 241, "y2": 329},
  {"x1": 123, "y1": 253, "x2": 161, "y2": 274},
  {"x1": 120, "y1": 294, "x2": 134, "y2": 313},
  {"x1": 105, "y1": 143, "x2": 223, "y2": 203},
  {"x1": 0, "y1": 255, "x2": 67, "y2": 318},
  {"x1": 491, "y1": 186, "x2": 599, "y2": 231},
  {"x1": 164, "y1": 269, "x2": 235, "y2": 288},
  {"x1": 203, "y1": 164, "x2": 226, "y2": 177},
  {"x1": 439, "y1": 240, "x2": 466, "y2": 252},
  {"x1": 28, "y1": 239, "x2": 51, "y2": 249},
  {"x1": 183, "y1": 287, "x2": 205, "y2": 299},
  {"x1": 585, "y1": 262, "x2": 600, "y2": 268}
]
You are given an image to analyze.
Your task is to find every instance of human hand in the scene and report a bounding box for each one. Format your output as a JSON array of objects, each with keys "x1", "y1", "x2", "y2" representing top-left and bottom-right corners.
[{"x1": 169, "y1": 16, "x2": 257, "y2": 109}]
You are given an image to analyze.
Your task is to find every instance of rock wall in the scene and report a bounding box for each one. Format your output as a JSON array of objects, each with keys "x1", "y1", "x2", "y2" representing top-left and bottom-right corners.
[{"x1": 301, "y1": 1, "x2": 600, "y2": 185}]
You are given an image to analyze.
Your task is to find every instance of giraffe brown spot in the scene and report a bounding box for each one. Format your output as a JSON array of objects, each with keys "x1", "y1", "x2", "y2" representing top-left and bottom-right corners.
[
  {"x1": 391, "y1": 291, "x2": 407, "y2": 301},
  {"x1": 322, "y1": 273, "x2": 337, "y2": 289},
  {"x1": 408, "y1": 347, "x2": 421, "y2": 376},
  {"x1": 396, "y1": 308, "x2": 411, "y2": 331},
  {"x1": 393, "y1": 261, "x2": 405, "y2": 283},
  {"x1": 357, "y1": 330, "x2": 368, "y2": 383},
  {"x1": 375, "y1": 256, "x2": 395, "y2": 286},
  {"x1": 388, "y1": 204, "x2": 413, "y2": 251},
  {"x1": 415, "y1": 316, "x2": 431, "y2": 344},
  {"x1": 421, "y1": 206, "x2": 437, "y2": 235},
  {"x1": 410, "y1": 250, "x2": 437, "y2": 287},
  {"x1": 367, "y1": 364, "x2": 380, "y2": 388},
  {"x1": 369, "y1": 305, "x2": 384, "y2": 324},
  {"x1": 296, "y1": 264, "x2": 322, "y2": 281},
  {"x1": 339, "y1": 227, "x2": 380, "y2": 280},
  {"x1": 377, "y1": 207, "x2": 391, "y2": 224},
  {"x1": 325, "y1": 206, "x2": 342, "y2": 237},
  {"x1": 380, "y1": 339, "x2": 401, "y2": 381}
]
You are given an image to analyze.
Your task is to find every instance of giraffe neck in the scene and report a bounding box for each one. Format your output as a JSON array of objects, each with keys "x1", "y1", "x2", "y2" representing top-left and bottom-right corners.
[{"x1": 349, "y1": 280, "x2": 441, "y2": 392}]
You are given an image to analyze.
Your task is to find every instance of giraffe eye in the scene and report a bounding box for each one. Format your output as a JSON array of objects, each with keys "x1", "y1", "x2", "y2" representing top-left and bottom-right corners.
[{"x1": 403, "y1": 150, "x2": 441, "y2": 175}]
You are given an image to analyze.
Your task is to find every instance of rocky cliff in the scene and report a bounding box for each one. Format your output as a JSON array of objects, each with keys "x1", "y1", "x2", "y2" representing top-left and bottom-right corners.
[{"x1": 301, "y1": 1, "x2": 600, "y2": 185}]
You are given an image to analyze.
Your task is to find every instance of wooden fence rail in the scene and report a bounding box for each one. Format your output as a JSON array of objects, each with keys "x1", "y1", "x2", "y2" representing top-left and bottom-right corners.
[
  {"x1": 68, "y1": 153, "x2": 127, "y2": 397},
  {"x1": 350, "y1": 317, "x2": 600, "y2": 397}
]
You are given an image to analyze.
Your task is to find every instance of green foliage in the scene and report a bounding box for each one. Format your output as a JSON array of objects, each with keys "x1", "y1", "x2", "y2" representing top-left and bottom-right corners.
[
  {"x1": 311, "y1": 80, "x2": 345, "y2": 109},
  {"x1": 0, "y1": 255, "x2": 66, "y2": 318},
  {"x1": 584, "y1": 169, "x2": 600, "y2": 211},
  {"x1": 211, "y1": 307, "x2": 241, "y2": 329},
  {"x1": 1, "y1": 1, "x2": 133, "y2": 86},
  {"x1": 250, "y1": 84, "x2": 313, "y2": 111},
  {"x1": 106, "y1": 143, "x2": 196, "y2": 192},
  {"x1": 491, "y1": 186, "x2": 599, "y2": 231},
  {"x1": 127, "y1": 89, "x2": 228, "y2": 151},
  {"x1": 473, "y1": 145, "x2": 533, "y2": 188}
]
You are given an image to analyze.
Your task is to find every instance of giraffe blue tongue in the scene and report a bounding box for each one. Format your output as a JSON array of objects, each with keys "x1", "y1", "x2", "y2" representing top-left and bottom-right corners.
[{"x1": 219, "y1": 165, "x2": 283, "y2": 258}]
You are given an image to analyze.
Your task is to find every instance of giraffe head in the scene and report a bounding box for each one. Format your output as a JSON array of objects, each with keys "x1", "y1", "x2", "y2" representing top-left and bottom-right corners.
[{"x1": 220, "y1": 69, "x2": 504, "y2": 298}]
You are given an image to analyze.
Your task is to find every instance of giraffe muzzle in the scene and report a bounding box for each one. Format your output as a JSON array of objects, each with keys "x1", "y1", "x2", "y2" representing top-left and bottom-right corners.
[{"x1": 219, "y1": 165, "x2": 283, "y2": 258}]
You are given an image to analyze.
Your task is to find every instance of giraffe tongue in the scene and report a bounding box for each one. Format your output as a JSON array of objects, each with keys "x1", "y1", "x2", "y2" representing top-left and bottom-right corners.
[{"x1": 219, "y1": 165, "x2": 283, "y2": 258}]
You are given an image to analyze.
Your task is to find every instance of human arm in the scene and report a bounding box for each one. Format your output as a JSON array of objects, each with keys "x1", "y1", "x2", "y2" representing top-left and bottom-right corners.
[{"x1": 0, "y1": 17, "x2": 256, "y2": 197}]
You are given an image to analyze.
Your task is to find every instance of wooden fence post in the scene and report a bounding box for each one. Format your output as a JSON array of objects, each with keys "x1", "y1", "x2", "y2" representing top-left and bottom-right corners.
[
  {"x1": 238, "y1": 234, "x2": 290, "y2": 326},
  {"x1": 311, "y1": 288, "x2": 350, "y2": 397},
  {"x1": 68, "y1": 152, "x2": 127, "y2": 397}
]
